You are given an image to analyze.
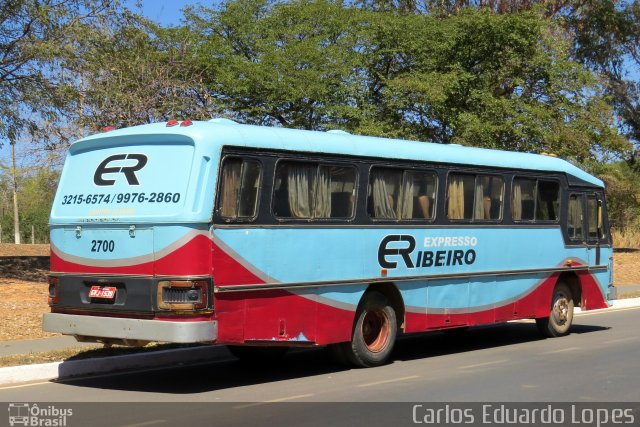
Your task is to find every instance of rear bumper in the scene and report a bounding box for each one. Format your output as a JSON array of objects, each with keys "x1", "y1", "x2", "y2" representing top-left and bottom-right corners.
[
  {"x1": 43, "y1": 313, "x2": 217, "y2": 343},
  {"x1": 607, "y1": 285, "x2": 618, "y2": 302}
]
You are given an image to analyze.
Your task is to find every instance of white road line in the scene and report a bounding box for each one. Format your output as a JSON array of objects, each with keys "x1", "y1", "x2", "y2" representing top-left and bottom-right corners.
[
  {"x1": 541, "y1": 347, "x2": 580, "y2": 355},
  {"x1": 603, "y1": 337, "x2": 638, "y2": 344},
  {"x1": 0, "y1": 380, "x2": 51, "y2": 390},
  {"x1": 121, "y1": 420, "x2": 167, "y2": 427},
  {"x1": 233, "y1": 394, "x2": 314, "y2": 409},
  {"x1": 458, "y1": 359, "x2": 508, "y2": 370},
  {"x1": 356, "y1": 375, "x2": 419, "y2": 388}
]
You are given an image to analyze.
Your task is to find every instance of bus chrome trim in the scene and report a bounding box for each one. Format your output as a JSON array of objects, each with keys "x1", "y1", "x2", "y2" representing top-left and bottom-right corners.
[
  {"x1": 43, "y1": 313, "x2": 217, "y2": 343},
  {"x1": 214, "y1": 265, "x2": 609, "y2": 293}
]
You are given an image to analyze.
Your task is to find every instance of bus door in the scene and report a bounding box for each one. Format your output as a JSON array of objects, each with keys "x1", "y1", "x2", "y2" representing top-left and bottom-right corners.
[{"x1": 585, "y1": 193, "x2": 603, "y2": 266}]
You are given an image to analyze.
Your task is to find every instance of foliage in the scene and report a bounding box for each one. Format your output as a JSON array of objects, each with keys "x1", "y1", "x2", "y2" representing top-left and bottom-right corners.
[
  {"x1": 183, "y1": 1, "x2": 627, "y2": 161},
  {"x1": 0, "y1": 0, "x2": 126, "y2": 149},
  {"x1": 0, "y1": 166, "x2": 58, "y2": 243}
]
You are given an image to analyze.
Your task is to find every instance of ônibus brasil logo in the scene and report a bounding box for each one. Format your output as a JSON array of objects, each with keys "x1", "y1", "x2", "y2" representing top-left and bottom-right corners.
[{"x1": 7, "y1": 403, "x2": 72, "y2": 426}]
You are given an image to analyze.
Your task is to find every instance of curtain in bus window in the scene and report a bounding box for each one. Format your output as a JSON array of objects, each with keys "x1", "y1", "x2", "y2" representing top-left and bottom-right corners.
[
  {"x1": 287, "y1": 163, "x2": 316, "y2": 218},
  {"x1": 315, "y1": 166, "x2": 331, "y2": 218},
  {"x1": 401, "y1": 171, "x2": 436, "y2": 220},
  {"x1": 237, "y1": 161, "x2": 261, "y2": 217},
  {"x1": 448, "y1": 175, "x2": 466, "y2": 219},
  {"x1": 399, "y1": 175, "x2": 415, "y2": 219},
  {"x1": 220, "y1": 159, "x2": 242, "y2": 218},
  {"x1": 474, "y1": 178, "x2": 485, "y2": 220},
  {"x1": 370, "y1": 170, "x2": 399, "y2": 219},
  {"x1": 512, "y1": 178, "x2": 535, "y2": 221},
  {"x1": 568, "y1": 195, "x2": 583, "y2": 239},
  {"x1": 328, "y1": 166, "x2": 356, "y2": 218},
  {"x1": 587, "y1": 196, "x2": 598, "y2": 240}
]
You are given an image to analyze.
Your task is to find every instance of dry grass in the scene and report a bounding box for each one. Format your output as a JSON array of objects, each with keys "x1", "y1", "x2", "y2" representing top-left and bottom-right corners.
[
  {"x1": 0, "y1": 244, "x2": 49, "y2": 257},
  {"x1": 612, "y1": 229, "x2": 640, "y2": 249},
  {"x1": 0, "y1": 279, "x2": 58, "y2": 341},
  {"x1": 0, "y1": 343, "x2": 201, "y2": 367},
  {"x1": 612, "y1": 252, "x2": 640, "y2": 286}
]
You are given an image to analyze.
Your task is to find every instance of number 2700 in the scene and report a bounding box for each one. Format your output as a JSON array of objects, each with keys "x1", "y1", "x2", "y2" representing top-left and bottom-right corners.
[{"x1": 91, "y1": 240, "x2": 115, "y2": 252}]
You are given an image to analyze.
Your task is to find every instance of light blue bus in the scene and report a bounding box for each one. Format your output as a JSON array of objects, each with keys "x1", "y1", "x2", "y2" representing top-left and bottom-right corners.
[{"x1": 43, "y1": 119, "x2": 615, "y2": 367}]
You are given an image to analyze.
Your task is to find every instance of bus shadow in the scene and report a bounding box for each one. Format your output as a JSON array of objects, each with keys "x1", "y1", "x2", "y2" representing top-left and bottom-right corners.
[{"x1": 58, "y1": 322, "x2": 609, "y2": 395}]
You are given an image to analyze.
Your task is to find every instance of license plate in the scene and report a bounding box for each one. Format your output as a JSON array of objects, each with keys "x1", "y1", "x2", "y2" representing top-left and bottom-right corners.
[{"x1": 89, "y1": 286, "x2": 117, "y2": 299}]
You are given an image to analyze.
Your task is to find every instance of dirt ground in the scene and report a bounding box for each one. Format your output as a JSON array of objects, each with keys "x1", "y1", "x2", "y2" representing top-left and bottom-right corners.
[
  {"x1": 0, "y1": 247, "x2": 639, "y2": 342},
  {"x1": 0, "y1": 278, "x2": 58, "y2": 340},
  {"x1": 0, "y1": 244, "x2": 49, "y2": 257}
]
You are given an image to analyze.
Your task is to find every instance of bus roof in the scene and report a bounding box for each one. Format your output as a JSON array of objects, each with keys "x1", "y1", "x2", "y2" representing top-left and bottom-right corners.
[{"x1": 75, "y1": 119, "x2": 603, "y2": 187}]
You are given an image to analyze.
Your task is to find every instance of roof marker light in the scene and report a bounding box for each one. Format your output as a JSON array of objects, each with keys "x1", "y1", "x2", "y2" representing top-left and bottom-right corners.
[
  {"x1": 180, "y1": 119, "x2": 193, "y2": 127},
  {"x1": 101, "y1": 126, "x2": 115, "y2": 132},
  {"x1": 166, "y1": 120, "x2": 179, "y2": 127}
]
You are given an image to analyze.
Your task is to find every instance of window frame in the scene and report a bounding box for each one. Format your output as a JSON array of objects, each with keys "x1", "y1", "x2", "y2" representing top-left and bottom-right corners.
[
  {"x1": 511, "y1": 176, "x2": 561, "y2": 224},
  {"x1": 214, "y1": 155, "x2": 264, "y2": 223},
  {"x1": 567, "y1": 192, "x2": 585, "y2": 243},
  {"x1": 271, "y1": 158, "x2": 359, "y2": 222},
  {"x1": 367, "y1": 165, "x2": 439, "y2": 223},
  {"x1": 445, "y1": 171, "x2": 505, "y2": 223}
]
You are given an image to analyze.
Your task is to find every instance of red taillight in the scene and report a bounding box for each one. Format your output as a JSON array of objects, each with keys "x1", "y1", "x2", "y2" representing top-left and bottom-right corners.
[
  {"x1": 48, "y1": 276, "x2": 59, "y2": 305},
  {"x1": 166, "y1": 120, "x2": 179, "y2": 127},
  {"x1": 180, "y1": 119, "x2": 193, "y2": 127}
]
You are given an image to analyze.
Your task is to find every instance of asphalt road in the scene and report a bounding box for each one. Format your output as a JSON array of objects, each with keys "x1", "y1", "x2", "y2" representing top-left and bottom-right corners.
[{"x1": 1, "y1": 307, "x2": 639, "y2": 427}]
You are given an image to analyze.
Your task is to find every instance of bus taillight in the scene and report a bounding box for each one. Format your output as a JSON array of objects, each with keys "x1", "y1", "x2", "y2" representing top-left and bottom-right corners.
[
  {"x1": 47, "y1": 276, "x2": 59, "y2": 305},
  {"x1": 157, "y1": 280, "x2": 208, "y2": 311}
]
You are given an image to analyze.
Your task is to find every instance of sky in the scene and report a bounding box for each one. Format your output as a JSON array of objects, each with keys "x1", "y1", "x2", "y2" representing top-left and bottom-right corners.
[
  {"x1": 124, "y1": 0, "x2": 207, "y2": 26},
  {"x1": 2, "y1": 0, "x2": 638, "y2": 168}
]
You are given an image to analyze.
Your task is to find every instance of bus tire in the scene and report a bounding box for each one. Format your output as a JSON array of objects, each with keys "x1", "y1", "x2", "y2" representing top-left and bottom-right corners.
[
  {"x1": 536, "y1": 282, "x2": 574, "y2": 338},
  {"x1": 227, "y1": 345, "x2": 289, "y2": 363},
  {"x1": 343, "y1": 291, "x2": 397, "y2": 368}
]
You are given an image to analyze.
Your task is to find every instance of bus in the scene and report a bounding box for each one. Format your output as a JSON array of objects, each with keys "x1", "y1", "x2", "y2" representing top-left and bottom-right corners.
[{"x1": 43, "y1": 118, "x2": 616, "y2": 367}]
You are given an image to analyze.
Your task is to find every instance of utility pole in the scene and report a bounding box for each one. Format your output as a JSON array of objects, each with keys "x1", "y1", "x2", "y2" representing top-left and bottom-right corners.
[{"x1": 11, "y1": 142, "x2": 20, "y2": 244}]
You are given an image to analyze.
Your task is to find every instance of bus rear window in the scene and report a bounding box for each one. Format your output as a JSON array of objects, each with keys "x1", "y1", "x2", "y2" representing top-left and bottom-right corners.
[{"x1": 217, "y1": 158, "x2": 262, "y2": 221}]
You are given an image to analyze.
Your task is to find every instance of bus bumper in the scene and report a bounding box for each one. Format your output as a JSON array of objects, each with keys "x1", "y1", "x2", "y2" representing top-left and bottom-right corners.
[
  {"x1": 607, "y1": 285, "x2": 617, "y2": 302},
  {"x1": 43, "y1": 313, "x2": 217, "y2": 344}
]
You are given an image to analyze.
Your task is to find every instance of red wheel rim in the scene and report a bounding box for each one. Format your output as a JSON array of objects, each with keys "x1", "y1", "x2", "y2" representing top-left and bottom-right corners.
[{"x1": 361, "y1": 309, "x2": 391, "y2": 353}]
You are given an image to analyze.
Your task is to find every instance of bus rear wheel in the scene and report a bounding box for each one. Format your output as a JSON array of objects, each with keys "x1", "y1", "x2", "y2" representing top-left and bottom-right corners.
[
  {"x1": 336, "y1": 291, "x2": 397, "y2": 368},
  {"x1": 536, "y1": 282, "x2": 574, "y2": 338}
]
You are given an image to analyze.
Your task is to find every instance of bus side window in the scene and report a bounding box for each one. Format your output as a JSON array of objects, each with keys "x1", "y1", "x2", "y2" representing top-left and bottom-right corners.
[
  {"x1": 447, "y1": 173, "x2": 475, "y2": 220},
  {"x1": 368, "y1": 168, "x2": 403, "y2": 219},
  {"x1": 536, "y1": 180, "x2": 560, "y2": 221},
  {"x1": 568, "y1": 194, "x2": 584, "y2": 241},
  {"x1": 587, "y1": 195, "x2": 598, "y2": 241},
  {"x1": 274, "y1": 161, "x2": 356, "y2": 220},
  {"x1": 218, "y1": 158, "x2": 262, "y2": 221},
  {"x1": 474, "y1": 175, "x2": 503, "y2": 221},
  {"x1": 402, "y1": 171, "x2": 437, "y2": 220},
  {"x1": 512, "y1": 178, "x2": 535, "y2": 221}
]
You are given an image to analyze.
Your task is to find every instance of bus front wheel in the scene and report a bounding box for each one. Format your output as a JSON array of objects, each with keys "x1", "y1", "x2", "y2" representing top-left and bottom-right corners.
[
  {"x1": 337, "y1": 291, "x2": 397, "y2": 368},
  {"x1": 536, "y1": 282, "x2": 574, "y2": 338}
]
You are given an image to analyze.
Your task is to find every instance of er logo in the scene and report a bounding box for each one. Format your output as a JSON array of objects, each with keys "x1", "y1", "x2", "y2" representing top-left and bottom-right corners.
[{"x1": 93, "y1": 154, "x2": 148, "y2": 186}]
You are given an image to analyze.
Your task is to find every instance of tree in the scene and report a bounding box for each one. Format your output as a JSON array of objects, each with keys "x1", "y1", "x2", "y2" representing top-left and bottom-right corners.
[
  {"x1": 183, "y1": 1, "x2": 628, "y2": 161},
  {"x1": 187, "y1": 0, "x2": 365, "y2": 129},
  {"x1": 0, "y1": 0, "x2": 125, "y2": 148}
]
